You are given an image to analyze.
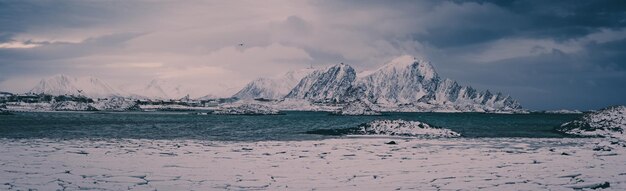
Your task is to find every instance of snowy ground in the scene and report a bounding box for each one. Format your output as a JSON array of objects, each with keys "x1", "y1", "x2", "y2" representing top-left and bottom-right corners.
[{"x1": 1, "y1": 138, "x2": 625, "y2": 190}]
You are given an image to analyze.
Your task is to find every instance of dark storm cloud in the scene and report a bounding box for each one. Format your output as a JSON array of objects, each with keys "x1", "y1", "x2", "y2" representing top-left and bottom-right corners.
[
  {"x1": 398, "y1": 0, "x2": 626, "y2": 110},
  {"x1": 433, "y1": 36, "x2": 626, "y2": 110},
  {"x1": 0, "y1": 1, "x2": 149, "y2": 36},
  {"x1": 409, "y1": 0, "x2": 626, "y2": 47},
  {"x1": 460, "y1": 49, "x2": 626, "y2": 110}
]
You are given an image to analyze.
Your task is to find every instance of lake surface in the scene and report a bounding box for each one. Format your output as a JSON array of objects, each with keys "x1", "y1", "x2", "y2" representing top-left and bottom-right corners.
[{"x1": 0, "y1": 111, "x2": 582, "y2": 141}]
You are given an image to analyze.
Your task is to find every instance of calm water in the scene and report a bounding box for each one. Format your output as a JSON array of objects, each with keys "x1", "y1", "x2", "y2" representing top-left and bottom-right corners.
[{"x1": 0, "y1": 111, "x2": 581, "y2": 141}]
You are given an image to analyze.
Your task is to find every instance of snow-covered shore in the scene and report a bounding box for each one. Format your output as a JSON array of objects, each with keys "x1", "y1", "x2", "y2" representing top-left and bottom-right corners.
[
  {"x1": 1, "y1": 138, "x2": 624, "y2": 190},
  {"x1": 213, "y1": 104, "x2": 281, "y2": 115},
  {"x1": 333, "y1": 100, "x2": 381, "y2": 115},
  {"x1": 4, "y1": 98, "x2": 141, "y2": 112},
  {"x1": 557, "y1": 105, "x2": 626, "y2": 141}
]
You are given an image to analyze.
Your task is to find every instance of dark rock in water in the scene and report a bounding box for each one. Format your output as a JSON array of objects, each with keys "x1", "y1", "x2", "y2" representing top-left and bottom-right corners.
[{"x1": 385, "y1": 141, "x2": 397, "y2": 145}]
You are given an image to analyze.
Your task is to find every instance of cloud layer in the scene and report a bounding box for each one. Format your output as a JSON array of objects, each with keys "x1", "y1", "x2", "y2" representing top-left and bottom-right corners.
[{"x1": 1, "y1": 0, "x2": 625, "y2": 109}]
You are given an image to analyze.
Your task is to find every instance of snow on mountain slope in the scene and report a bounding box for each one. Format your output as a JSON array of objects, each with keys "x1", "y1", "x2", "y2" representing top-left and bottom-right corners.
[
  {"x1": 355, "y1": 55, "x2": 439, "y2": 105},
  {"x1": 132, "y1": 79, "x2": 190, "y2": 100},
  {"x1": 29, "y1": 74, "x2": 125, "y2": 98},
  {"x1": 232, "y1": 68, "x2": 315, "y2": 100},
  {"x1": 285, "y1": 63, "x2": 356, "y2": 103},
  {"x1": 354, "y1": 55, "x2": 521, "y2": 111},
  {"x1": 195, "y1": 94, "x2": 218, "y2": 100}
]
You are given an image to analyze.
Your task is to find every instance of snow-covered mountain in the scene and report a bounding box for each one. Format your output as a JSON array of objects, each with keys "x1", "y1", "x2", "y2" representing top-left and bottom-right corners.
[
  {"x1": 233, "y1": 68, "x2": 315, "y2": 100},
  {"x1": 131, "y1": 79, "x2": 190, "y2": 100},
  {"x1": 264, "y1": 55, "x2": 521, "y2": 112},
  {"x1": 285, "y1": 63, "x2": 356, "y2": 103},
  {"x1": 196, "y1": 94, "x2": 218, "y2": 100},
  {"x1": 29, "y1": 74, "x2": 125, "y2": 98},
  {"x1": 354, "y1": 55, "x2": 439, "y2": 105},
  {"x1": 26, "y1": 55, "x2": 522, "y2": 113},
  {"x1": 352, "y1": 55, "x2": 521, "y2": 111}
]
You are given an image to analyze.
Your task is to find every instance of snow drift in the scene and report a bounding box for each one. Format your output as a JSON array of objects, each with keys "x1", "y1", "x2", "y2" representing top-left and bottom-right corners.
[{"x1": 556, "y1": 105, "x2": 626, "y2": 141}]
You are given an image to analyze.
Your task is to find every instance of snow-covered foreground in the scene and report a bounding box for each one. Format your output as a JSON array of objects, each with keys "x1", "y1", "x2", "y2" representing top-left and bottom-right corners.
[{"x1": 1, "y1": 138, "x2": 625, "y2": 190}]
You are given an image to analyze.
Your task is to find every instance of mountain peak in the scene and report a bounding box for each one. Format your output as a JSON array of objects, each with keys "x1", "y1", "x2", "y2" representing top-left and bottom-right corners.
[
  {"x1": 378, "y1": 55, "x2": 437, "y2": 81},
  {"x1": 233, "y1": 68, "x2": 316, "y2": 100},
  {"x1": 135, "y1": 79, "x2": 188, "y2": 100},
  {"x1": 29, "y1": 74, "x2": 123, "y2": 98},
  {"x1": 352, "y1": 56, "x2": 521, "y2": 111},
  {"x1": 285, "y1": 63, "x2": 357, "y2": 103}
]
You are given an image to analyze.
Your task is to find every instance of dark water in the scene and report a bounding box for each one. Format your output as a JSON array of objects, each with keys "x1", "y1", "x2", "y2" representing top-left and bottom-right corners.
[{"x1": 0, "y1": 111, "x2": 581, "y2": 141}]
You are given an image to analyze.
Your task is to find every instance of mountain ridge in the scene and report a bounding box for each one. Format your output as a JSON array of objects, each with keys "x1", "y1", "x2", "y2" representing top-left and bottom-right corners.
[
  {"x1": 233, "y1": 68, "x2": 315, "y2": 100},
  {"x1": 278, "y1": 55, "x2": 521, "y2": 112},
  {"x1": 285, "y1": 63, "x2": 356, "y2": 103},
  {"x1": 29, "y1": 74, "x2": 125, "y2": 98}
]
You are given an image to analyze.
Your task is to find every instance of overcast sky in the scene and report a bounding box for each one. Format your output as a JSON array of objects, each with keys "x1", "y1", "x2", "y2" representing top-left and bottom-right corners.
[{"x1": 1, "y1": 0, "x2": 625, "y2": 110}]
